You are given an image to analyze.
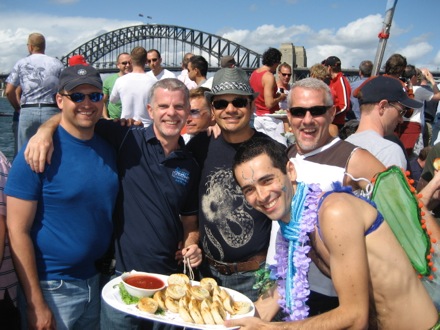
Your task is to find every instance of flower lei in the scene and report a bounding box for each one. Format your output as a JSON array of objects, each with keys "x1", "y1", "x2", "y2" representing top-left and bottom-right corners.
[{"x1": 271, "y1": 182, "x2": 321, "y2": 321}]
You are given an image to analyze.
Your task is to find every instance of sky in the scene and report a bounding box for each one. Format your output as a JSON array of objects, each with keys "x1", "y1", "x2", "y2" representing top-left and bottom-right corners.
[{"x1": 0, "y1": 0, "x2": 439, "y2": 74}]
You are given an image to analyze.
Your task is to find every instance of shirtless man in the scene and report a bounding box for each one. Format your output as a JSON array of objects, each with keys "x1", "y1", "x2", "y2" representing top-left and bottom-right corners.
[
  {"x1": 267, "y1": 77, "x2": 386, "y2": 315},
  {"x1": 227, "y1": 136, "x2": 438, "y2": 330}
]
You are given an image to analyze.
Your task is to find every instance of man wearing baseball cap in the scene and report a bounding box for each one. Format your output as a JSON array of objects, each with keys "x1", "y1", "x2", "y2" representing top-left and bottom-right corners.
[
  {"x1": 5, "y1": 65, "x2": 118, "y2": 330},
  {"x1": 322, "y1": 55, "x2": 352, "y2": 128},
  {"x1": 68, "y1": 54, "x2": 89, "y2": 66},
  {"x1": 346, "y1": 75, "x2": 422, "y2": 169}
]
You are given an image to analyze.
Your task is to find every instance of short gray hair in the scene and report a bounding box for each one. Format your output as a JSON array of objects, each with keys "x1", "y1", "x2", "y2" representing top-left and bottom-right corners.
[
  {"x1": 288, "y1": 78, "x2": 334, "y2": 108},
  {"x1": 148, "y1": 78, "x2": 190, "y2": 107}
]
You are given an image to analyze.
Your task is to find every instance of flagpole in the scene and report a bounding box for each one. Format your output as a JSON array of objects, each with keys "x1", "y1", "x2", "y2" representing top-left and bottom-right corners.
[
  {"x1": 138, "y1": 14, "x2": 152, "y2": 25},
  {"x1": 372, "y1": 0, "x2": 398, "y2": 76}
]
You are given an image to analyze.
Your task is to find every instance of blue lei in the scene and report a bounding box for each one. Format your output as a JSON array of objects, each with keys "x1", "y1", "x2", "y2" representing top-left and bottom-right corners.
[{"x1": 271, "y1": 182, "x2": 322, "y2": 321}]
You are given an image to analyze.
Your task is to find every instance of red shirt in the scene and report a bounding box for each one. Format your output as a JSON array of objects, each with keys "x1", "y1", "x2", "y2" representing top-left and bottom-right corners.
[
  {"x1": 249, "y1": 69, "x2": 280, "y2": 116},
  {"x1": 329, "y1": 72, "x2": 351, "y2": 126}
]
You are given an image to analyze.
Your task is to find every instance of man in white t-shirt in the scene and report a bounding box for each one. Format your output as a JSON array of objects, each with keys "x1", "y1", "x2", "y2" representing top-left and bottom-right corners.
[
  {"x1": 146, "y1": 49, "x2": 176, "y2": 81},
  {"x1": 177, "y1": 52, "x2": 197, "y2": 90},
  {"x1": 346, "y1": 75, "x2": 422, "y2": 169},
  {"x1": 110, "y1": 47, "x2": 156, "y2": 127}
]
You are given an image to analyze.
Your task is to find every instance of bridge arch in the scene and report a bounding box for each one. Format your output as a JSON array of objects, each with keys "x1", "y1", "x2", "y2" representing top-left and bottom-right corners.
[{"x1": 61, "y1": 24, "x2": 262, "y2": 73}]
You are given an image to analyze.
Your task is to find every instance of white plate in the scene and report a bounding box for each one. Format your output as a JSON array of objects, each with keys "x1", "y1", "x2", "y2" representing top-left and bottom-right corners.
[
  {"x1": 102, "y1": 273, "x2": 255, "y2": 329},
  {"x1": 264, "y1": 113, "x2": 287, "y2": 119}
]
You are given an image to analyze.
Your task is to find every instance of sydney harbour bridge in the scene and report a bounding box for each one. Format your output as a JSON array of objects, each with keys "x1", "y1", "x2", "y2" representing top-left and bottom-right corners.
[
  {"x1": 2, "y1": 23, "x2": 438, "y2": 84},
  {"x1": 60, "y1": 24, "x2": 265, "y2": 75}
]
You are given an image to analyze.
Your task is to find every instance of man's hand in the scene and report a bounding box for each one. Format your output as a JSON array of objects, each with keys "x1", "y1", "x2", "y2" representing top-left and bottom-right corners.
[
  {"x1": 24, "y1": 134, "x2": 54, "y2": 173},
  {"x1": 178, "y1": 243, "x2": 202, "y2": 268},
  {"x1": 224, "y1": 316, "x2": 270, "y2": 329},
  {"x1": 114, "y1": 118, "x2": 143, "y2": 127},
  {"x1": 27, "y1": 303, "x2": 56, "y2": 330},
  {"x1": 206, "y1": 124, "x2": 221, "y2": 139}
]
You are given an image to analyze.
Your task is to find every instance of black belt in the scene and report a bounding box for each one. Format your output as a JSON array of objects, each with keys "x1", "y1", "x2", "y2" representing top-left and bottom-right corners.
[{"x1": 21, "y1": 103, "x2": 58, "y2": 108}]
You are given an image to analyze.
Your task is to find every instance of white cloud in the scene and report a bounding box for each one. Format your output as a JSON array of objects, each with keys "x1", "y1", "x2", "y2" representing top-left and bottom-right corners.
[
  {"x1": 434, "y1": 51, "x2": 440, "y2": 67},
  {"x1": 0, "y1": 12, "x2": 137, "y2": 73},
  {"x1": 397, "y1": 42, "x2": 433, "y2": 65}
]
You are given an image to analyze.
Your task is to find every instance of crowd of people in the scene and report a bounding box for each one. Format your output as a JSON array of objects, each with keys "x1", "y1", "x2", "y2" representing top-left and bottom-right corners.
[{"x1": 1, "y1": 32, "x2": 440, "y2": 329}]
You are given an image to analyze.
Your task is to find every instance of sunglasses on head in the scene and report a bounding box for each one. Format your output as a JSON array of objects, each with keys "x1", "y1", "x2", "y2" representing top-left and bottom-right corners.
[
  {"x1": 289, "y1": 105, "x2": 331, "y2": 117},
  {"x1": 60, "y1": 92, "x2": 104, "y2": 103},
  {"x1": 147, "y1": 58, "x2": 158, "y2": 63}
]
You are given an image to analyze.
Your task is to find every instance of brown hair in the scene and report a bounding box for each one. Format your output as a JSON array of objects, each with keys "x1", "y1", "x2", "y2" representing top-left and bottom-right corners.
[
  {"x1": 28, "y1": 33, "x2": 45, "y2": 52},
  {"x1": 130, "y1": 47, "x2": 147, "y2": 66}
]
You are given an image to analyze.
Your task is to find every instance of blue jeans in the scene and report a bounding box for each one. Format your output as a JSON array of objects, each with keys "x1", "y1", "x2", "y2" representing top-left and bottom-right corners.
[
  {"x1": 198, "y1": 259, "x2": 262, "y2": 302},
  {"x1": 19, "y1": 274, "x2": 101, "y2": 330},
  {"x1": 100, "y1": 273, "x2": 182, "y2": 330},
  {"x1": 18, "y1": 107, "x2": 60, "y2": 152}
]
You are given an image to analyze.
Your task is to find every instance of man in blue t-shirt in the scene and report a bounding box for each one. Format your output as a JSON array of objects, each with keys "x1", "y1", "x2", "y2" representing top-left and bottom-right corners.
[
  {"x1": 5, "y1": 65, "x2": 119, "y2": 330},
  {"x1": 22, "y1": 78, "x2": 202, "y2": 330}
]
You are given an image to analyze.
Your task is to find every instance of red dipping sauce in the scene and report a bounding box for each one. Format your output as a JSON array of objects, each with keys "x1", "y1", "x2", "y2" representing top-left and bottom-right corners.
[{"x1": 124, "y1": 275, "x2": 165, "y2": 290}]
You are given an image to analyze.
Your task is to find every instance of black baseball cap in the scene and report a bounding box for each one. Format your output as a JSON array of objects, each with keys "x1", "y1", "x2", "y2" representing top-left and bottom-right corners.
[
  {"x1": 322, "y1": 56, "x2": 341, "y2": 67},
  {"x1": 58, "y1": 65, "x2": 102, "y2": 92},
  {"x1": 354, "y1": 75, "x2": 422, "y2": 108}
]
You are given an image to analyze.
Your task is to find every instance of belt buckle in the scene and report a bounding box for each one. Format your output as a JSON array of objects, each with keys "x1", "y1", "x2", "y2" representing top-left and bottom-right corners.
[
  {"x1": 213, "y1": 261, "x2": 232, "y2": 275},
  {"x1": 221, "y1": 264, "x2": 232, "y2": 275}
]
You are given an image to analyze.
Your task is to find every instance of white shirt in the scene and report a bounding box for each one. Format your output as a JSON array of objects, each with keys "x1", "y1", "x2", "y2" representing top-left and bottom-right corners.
[
  {"x1": 146, "y1": 68, "x2": 176, "y2": 81},
  {"x1": 110, "y1": 72, "x2": 156, "y2": 127}
]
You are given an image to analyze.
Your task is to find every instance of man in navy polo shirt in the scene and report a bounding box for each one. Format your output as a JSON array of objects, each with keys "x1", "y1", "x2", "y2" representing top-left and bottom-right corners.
[{"x1": 23, "y1": 78, "x2": 202, "y2": 330}]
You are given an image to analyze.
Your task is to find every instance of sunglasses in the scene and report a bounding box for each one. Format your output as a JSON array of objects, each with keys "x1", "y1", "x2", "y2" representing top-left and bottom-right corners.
[
  {"x1": 189, "y1": 109, "x2": 206, "y2": 118},
  {"x1": 289, "y1": 105, "x2": 331, "y2": 117},
  {"x1": 120, "y1": 61, "x2": 131, "y2": 65},
  {"x1": 212, "y1": 97, "x2": 249, "y2": 110},
  {"x1": 389, "y1": 103, "x2": 413, "y2": 118},
  {"x1": 147, "y1": 58, "x2": 158, "y2": 63},
  {"x1": 281, "y1": 73, "x2": 292, "y2": 77},
  {"x1": 60, "y1": 92, "x2": 104, "y2": 103}
]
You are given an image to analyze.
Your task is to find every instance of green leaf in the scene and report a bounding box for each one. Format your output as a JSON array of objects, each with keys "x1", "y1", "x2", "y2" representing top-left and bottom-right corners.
[{"x1": 118, "y1": 282, "x2": 140, "y2": 305}]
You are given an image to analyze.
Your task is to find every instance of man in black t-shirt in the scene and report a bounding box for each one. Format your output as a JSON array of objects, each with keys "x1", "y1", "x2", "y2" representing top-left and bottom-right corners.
[{"x1": 187, "y1": 68, "x2": 279, "y2": 301}]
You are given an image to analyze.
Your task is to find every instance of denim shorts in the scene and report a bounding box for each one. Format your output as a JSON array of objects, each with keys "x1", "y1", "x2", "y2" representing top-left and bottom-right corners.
[{"x1": 19, "y1": 273, "x2": 101, "y2": 330}]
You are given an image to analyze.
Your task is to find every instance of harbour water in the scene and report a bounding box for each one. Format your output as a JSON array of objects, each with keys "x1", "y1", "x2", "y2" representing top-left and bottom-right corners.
[{"x1": 0, "y1": 98, "x2": 15, "y2": 161}]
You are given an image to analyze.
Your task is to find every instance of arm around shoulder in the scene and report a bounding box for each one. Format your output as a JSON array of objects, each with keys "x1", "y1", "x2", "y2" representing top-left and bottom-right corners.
[{"x1": 24, "y1": 113, "x2": 61, "y2": 173}]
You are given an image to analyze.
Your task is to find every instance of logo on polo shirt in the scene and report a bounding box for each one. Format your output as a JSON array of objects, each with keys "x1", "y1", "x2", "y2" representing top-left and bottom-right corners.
[{"x1": 172, "y1": 167, "x2": 190, "y2": 186}]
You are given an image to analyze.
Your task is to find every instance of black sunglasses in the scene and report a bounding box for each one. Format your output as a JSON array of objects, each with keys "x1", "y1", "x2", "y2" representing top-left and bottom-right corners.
[
  {"x1": 281, "y1": 73, "x2": 292, "y2": 77},
  {"x1": 147, "y1": 58, "x2": 158, "y2": 63},
  {"x1": 60, "y1": 92, "x2": 104, "y2": 103},
  {"x1": 212, "y1": 97, "x2": 249, "y2": 110},
  {"x1": 289, "y1": 105, "x2": 331, "y2": 117},
  {"x1": 120, "y1": 61, "x2": 131, "y2": 65}
]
